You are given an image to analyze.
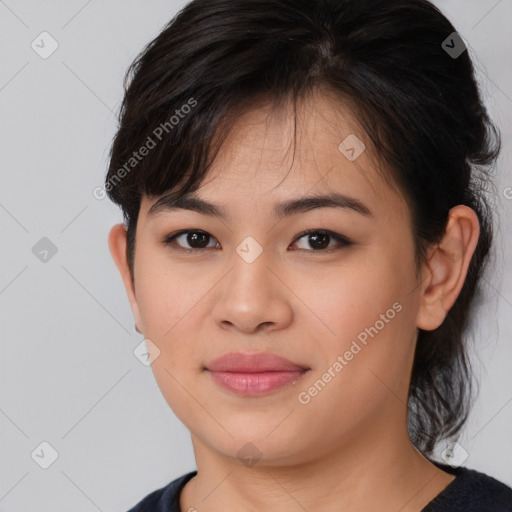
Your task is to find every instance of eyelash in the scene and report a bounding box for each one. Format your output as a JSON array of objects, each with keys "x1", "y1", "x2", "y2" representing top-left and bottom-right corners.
[{"x1": 161, "y1": 229, "x2": 352, "y2": 254}]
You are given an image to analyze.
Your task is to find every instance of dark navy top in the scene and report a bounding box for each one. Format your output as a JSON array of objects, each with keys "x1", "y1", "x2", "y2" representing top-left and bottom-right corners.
[{"x1": 126, "y1": 462, "x2": 512, "y2": 511}]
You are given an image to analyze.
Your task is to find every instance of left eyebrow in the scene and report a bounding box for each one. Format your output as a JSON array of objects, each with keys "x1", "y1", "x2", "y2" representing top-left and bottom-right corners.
[
  {"x1": 274, "y1": 192, "x2": 373, "y2": 219},
  {"x1": 147, "y1": 191, "x2": 373, "y2": 220}
]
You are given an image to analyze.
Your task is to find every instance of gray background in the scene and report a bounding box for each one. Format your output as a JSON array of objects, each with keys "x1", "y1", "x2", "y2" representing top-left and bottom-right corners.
[{"x1": 0, "y1": 1, "x2": 511, "y2": 510}]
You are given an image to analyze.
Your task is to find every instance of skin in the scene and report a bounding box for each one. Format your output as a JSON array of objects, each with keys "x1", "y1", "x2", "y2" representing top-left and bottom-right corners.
[{"x1": 109, "y1": 89, "x2": 480, "y2": 512}]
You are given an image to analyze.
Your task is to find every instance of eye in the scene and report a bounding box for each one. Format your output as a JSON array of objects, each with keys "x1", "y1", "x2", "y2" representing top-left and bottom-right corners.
[
  {"x1": 162, "y1": 230, "x2": 219, "y2": 253},
  {"x1": 290, "y1": 229, "x2": 351, "y2": 252},
  {"x1": 161, "y1": 229, "x2": 351, "y2": 254}
]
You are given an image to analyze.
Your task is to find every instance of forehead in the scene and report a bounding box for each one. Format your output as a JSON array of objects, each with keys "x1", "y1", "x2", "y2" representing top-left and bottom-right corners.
[{"x1": 141, "y1": 91, "x2": 409, "y2": 225}]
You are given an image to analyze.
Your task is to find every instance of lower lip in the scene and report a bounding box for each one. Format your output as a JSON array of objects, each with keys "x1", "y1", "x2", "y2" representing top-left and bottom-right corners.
[{"x1": 206, "y1": 370, "x2": 308, "y2": 396}]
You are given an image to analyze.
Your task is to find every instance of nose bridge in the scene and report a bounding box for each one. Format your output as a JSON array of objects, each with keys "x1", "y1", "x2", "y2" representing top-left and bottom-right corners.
[
  {"x1": 212, "y1": 236, "x2": 292, "y2": 332},
  {"x1": 229, "y1": 234, "x2": 272, "y2": 293}
]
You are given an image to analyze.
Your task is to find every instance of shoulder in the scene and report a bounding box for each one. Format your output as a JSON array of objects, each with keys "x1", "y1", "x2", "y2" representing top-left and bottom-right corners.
[
  {"x1": 423, "y1": 464, "x2": 512, "y2": 512},
  {"x1": 126, "y1": 471, "x2": 197, "y2": 512}
]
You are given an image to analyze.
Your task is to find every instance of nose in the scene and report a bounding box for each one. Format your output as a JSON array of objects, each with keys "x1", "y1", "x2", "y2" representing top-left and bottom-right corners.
[{"x1": 211, "y1": 246, "x2": 294, "y2": 334}]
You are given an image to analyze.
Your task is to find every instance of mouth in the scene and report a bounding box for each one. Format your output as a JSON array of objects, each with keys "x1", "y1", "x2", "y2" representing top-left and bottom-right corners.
[
  {"x1": 205, "y1": 369, "x2": 309, "y2": 395},
  {"x1": 204, "y1": 351, "x2": 311, "y2": 396}
]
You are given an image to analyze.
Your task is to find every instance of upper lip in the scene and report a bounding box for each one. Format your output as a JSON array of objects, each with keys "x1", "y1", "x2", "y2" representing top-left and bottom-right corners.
[{"x1": 205, "y1": 351, "x2": 310, "y2": 373}]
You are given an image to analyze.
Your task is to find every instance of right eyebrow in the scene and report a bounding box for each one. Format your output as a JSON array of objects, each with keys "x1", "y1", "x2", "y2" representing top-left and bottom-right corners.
[{"x1": 147, "y1": 194, "x2": 230, "y2": 219}]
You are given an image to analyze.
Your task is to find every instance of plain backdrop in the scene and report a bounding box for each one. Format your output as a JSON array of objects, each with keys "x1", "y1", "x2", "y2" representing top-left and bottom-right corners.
[{"x1": 0, "y1": 1, "x2": 511, "y2": 510}]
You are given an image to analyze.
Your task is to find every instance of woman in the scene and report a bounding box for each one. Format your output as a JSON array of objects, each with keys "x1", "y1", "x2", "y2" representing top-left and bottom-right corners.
[{"x1": 106, "y1": 0, "x2": 512, "y2": 510}]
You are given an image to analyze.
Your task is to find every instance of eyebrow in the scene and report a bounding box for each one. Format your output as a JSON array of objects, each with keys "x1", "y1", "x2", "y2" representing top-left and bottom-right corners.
[{"x1": 147, "y1": 191, "x2": 373, "y2": 220}]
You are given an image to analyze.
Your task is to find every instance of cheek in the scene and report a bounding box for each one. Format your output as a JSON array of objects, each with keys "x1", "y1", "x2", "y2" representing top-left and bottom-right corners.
[
  {"x1": 293, "y1": 276, "x2": 416, "y2": 444},
  {"x1": 305, "y1": 255, "x2": 417, "y2": 386},
  {"x1": 303, "y1": 262, "x2": 402, "y2": 339},
  {"x1": 134, "y1": 245, "x2": 202, "y2": 335},
  {"x1": 134, "y1": 266, "x2": 205, "y2": 424},
  {"x1": 132, "y1": 254, "x2": 206, "y2": 392}
]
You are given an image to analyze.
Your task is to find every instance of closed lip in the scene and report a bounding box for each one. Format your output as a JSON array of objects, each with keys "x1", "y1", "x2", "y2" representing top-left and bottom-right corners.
[{"x1": 204, "y1": 351, "x2": 310, "y2": 373}]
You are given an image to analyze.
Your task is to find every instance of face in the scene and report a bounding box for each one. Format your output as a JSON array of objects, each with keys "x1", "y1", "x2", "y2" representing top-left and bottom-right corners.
[{"x1": 117, "y1": 91, "x2": 428, "y2": 466}]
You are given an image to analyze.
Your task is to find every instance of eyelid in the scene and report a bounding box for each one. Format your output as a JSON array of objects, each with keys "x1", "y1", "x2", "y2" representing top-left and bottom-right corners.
[{"x1": 161, "y1": 228, "x2": 352, "y2": 254}]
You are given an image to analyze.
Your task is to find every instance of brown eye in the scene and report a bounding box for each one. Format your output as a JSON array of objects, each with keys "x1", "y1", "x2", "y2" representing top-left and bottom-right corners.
[
  {"x1": 291, "y1": 230, "x2": 351, "y2": 252},
  {"x1": 162, "y1": 228, "x2": 351, "y2": 254},
  {"x1": 163, "y1": 230, "x2": 219, "y2": 252}
]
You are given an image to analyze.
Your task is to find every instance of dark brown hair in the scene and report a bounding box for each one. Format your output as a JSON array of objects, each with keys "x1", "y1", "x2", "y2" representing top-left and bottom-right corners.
[{"x1": 105, "y1": 0, "x2": 501, "y2": 456}]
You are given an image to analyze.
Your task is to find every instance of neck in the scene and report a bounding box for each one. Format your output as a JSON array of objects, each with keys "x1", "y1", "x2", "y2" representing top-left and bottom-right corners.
[{"x1": 180, "y1": 406, "x2": 455, "y2": 512}]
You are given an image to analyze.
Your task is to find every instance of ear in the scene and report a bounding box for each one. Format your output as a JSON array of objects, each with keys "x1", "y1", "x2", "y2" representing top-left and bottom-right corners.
[
  {"x1": 108, "y1": 223, "x2": 142, "y2": 333},
  {"x1": 416, "y1": 205, "x2": 480, "y2": 331}
]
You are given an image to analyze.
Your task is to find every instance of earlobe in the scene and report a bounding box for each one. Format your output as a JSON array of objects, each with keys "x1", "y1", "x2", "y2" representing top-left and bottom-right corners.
[
  {"x1": 416, "y1": 205, "x2": 480, "y2": 331},
  {"x1": 108, "y1": 223, "x2": 141, "y2": 331}
]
